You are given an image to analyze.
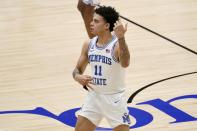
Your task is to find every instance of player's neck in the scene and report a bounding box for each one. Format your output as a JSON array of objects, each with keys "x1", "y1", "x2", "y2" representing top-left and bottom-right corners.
[{"x1": 97, "y1": 32, "x2": 112, "y2": 45}]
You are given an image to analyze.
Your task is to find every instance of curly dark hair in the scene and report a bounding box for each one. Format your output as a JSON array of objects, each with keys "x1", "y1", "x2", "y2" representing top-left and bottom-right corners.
[{"x1": 95, "y1": 6, "x2": 119, "y2": 32}]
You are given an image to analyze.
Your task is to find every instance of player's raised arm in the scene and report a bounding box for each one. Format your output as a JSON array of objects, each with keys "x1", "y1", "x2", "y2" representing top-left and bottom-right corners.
[{"x1": 114, "y1": 20, "x2": 130, "y2": 68}]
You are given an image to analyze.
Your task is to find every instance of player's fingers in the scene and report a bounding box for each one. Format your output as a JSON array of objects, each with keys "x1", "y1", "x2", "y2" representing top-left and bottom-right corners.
[
  {"x1": 81, "y1": 80, "x2": 86, "y2": 86},
  {"x1": 89, "y1": 81, "x2": 96, "y2": 85},
  {"x1": 84, "y1": 75, "x2": 93, "y2": 79},
  {"x1": 87, "y1": 84, "x2": 94, "y2": 90},
  {"x1": 118, "y1": 19, "x2": 122, "y2": 25},
  {"x1": 87, "y1": 76, "x2": 93, "y2": 81},
  {"x1": 116, "y1": 21, "x2": 120, "y2": 27},
  {"x1": 86, "y1": 77, "x2": 93, "y2": 82},
  {"x1": 114, "y1": 22, "x2": 117, "y2": 28}
]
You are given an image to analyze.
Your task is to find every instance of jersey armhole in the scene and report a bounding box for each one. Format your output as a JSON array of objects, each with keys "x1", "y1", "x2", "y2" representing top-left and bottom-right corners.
[{"x1": 87, "y1": 36, "x2": 98, "y2": 63}]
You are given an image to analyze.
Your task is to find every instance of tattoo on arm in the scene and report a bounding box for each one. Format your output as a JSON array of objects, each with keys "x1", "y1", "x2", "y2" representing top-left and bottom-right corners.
[
  {"x1": 118, "y1": 37, "x2": 130, "y2": 67},
  {"x1": 72, "y1": 68, "x2": 82, "y2": 80}
]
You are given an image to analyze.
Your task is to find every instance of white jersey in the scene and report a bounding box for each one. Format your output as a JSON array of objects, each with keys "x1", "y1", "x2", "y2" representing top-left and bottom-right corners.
[{"x1": 88, "y1": 35, "x2": 125, "y2": 94}]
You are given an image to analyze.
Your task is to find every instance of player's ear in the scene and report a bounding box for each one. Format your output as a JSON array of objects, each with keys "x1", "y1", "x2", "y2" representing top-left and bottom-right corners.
[{"x1": 105, "y1": 23, "x2": 110, "y2": 30}]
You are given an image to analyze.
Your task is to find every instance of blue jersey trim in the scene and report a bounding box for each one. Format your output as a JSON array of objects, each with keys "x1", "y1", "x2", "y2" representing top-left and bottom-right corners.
[{"x1": 95, "y1": 35, "x2": 116, "y2": 50}]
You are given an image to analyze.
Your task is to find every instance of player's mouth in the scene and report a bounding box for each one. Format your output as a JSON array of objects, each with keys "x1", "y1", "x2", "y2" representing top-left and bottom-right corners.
[{"x1": 90, "y1": 27, "x2": 94, "y2": 32}]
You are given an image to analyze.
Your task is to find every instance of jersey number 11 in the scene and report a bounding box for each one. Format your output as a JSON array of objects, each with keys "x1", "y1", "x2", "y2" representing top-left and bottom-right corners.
[{"x1": 94, "y1": 65, "x2": 102, "y2": 76}]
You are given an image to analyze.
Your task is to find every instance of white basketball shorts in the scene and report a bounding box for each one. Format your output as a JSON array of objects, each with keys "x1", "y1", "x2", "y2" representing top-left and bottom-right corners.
[{"x1": 77, "y1": 91, "x2": 131, "y2": 128}]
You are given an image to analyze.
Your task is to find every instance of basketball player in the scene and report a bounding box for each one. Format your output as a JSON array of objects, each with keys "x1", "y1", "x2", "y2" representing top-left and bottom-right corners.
[
  {"x1": 73, "y1": 6, "x2": 130, "y2": 131},
  {"x1": 77, "y1": 0, "x2": 100, "y2": 38}
]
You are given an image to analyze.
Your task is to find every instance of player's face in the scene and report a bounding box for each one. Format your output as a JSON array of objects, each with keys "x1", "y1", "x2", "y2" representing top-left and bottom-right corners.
[{"x1": 90, "y1": 13, "x2": 109, "y2": 35}]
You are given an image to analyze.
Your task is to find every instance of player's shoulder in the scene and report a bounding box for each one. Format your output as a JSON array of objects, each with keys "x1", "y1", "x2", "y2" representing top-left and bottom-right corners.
[
  {"x1": 84, "y1": 39, "x2": 91, "y2": 45},
  {"x1": 81, "y1": 39, "x2": 92, "y2": 53},
  {"x1": 82, "y1": 39, "x2": 91, "y2": 50},
  {"x1": 83, "y1": 36, "x2": 98, "y2": 47}
]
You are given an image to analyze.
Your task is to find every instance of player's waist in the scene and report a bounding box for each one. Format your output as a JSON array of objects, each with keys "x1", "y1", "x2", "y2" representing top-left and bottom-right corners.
[{"x1": 91, "y1": 85, "x2": 126, "y2": 95}]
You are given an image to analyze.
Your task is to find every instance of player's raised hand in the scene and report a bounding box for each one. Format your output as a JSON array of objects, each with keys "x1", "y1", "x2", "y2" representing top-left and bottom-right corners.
[{"x1": 113, "y1": 20, "x2": 128, "y2": 39}]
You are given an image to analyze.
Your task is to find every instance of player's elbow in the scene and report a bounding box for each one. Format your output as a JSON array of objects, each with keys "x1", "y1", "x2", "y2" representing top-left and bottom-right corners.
[
  {"x1": 120, "y1": 55, "x2": 130, "y2": 68},
  {"x1": 77, "y1": 5, "x2": 82, "y2": 13},
  {"x1": 121, "y1": 63, "x2": 129, "y2": 68},
  {"x1": 77, "y1": 1, "x2": 83, "y2": 13},
  {"x1": 121, "y1": 61, "x2": 130, "y2": 68}
]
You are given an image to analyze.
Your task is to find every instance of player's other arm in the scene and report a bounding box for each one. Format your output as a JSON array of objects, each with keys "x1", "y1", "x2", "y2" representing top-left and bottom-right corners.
[
  {"x1": 114, "y1": 20, "x2": 130, "y2": 68},
  {"x1": 72, "y1": 40, "x2": 94, "y2": 88},
  {"x1": 117, "y1": 37, "x2": 130, "y2": 68}
]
